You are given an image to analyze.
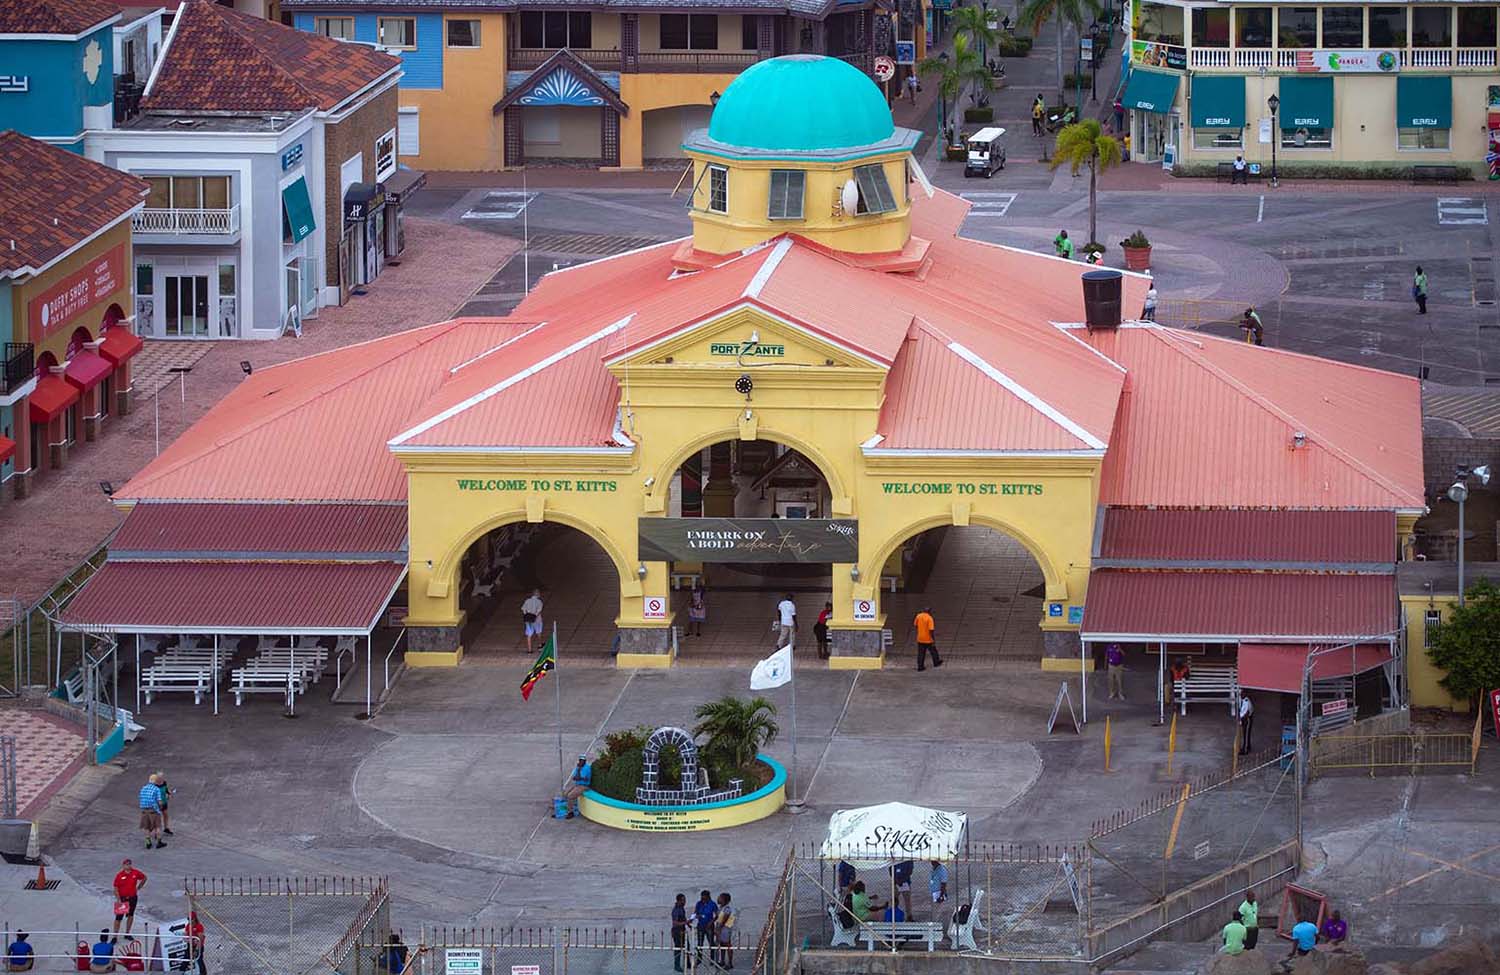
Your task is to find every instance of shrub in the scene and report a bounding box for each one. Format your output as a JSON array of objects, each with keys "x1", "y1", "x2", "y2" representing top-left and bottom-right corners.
[
  {"x1": 1081, "y1": 241, "x2": 1106, "y2": 256},
  {"x1": 964, "y1": 106, "x2": 995, "y2": 123},
  {"x1": 1120, "y1": 229, "x2": 1151, "y2": 248},
  {"x1": 996, "y1": 34, "x2": 1033, "y2": 57}
]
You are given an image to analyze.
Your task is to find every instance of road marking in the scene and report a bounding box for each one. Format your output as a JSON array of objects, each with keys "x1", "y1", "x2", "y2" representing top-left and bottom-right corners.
[
  {"x1": 1438, "y1": 197, "x2": 1488, "y2": 225},
  {"x1": 1371, "y1": 841, "x2": 1500, "y2": 900},
  {"x1": 463, "y1": 191, "x2": 537, "y2": 220},
  {"x1": 1257, "y1": 195, "x2": 1264, "y2": 223},
  {"x1": 960, "y1": 191, "x2": 1017, "y2": 217}
]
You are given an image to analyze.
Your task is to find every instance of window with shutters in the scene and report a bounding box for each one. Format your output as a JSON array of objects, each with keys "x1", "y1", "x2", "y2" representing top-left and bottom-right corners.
[
  {"x1": 767, "y1": 170, "x2": 805, "y2": 220},
  {"x1": 853, "y1": 164, "x2": 897, "y2": 214}
]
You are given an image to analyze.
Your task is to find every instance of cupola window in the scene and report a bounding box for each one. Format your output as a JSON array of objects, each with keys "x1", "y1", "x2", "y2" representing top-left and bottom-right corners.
[
  {"x1": 853, "y1": 164, "x2": 897, "y2": 214},
  {"x1": 767, "y1": 170, "x2": 805, "y2": 220}
]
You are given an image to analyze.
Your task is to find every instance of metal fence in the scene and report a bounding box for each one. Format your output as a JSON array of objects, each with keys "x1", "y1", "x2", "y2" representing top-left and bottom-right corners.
[
  {"x1": 1309, "y1": 730, "x2": 1480, "y2": 777},
  {"x1": 1154, "y1": 298, "x2": 1283, "y2": 345},
  {"x1": 184, "y1": 876, "x2": 389, "y2": 975},
  {"x1": 389, "y1": 926, "x2": 756, "y2": 975},
  {"x1": 0, "y1": 542, "x2": 111, "y2": 694}
]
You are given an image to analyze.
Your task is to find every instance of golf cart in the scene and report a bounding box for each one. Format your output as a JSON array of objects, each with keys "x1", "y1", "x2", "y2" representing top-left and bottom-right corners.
[{"x1": 964, "y1": 127, "x2": 1006, "y2": 178}]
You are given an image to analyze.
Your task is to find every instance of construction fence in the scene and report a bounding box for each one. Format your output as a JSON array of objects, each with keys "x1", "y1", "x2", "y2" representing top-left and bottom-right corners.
[
  {"x1": 1307, "y1": 712, "x2": 1483, "y2": 778},
  {"x1": 385, "y1": 925, "x2": 757, "y2": 975},
  {"x1": 185, "y1": 876, "x2": 390, "y2": 975}
]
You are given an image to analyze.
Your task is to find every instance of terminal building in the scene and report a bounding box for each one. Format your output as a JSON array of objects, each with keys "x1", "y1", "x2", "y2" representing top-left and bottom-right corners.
[{"x1": 63, "y1": 57, "x2": 1424, "y2": 703}]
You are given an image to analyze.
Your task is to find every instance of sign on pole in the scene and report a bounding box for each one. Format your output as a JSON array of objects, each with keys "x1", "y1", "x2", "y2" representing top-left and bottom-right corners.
[
  {"x1": 895, "y1": 40, "x2": 916, "y2": 65},
  {"x1": 511, "y1": 967, "x2": 541, "y2": 975},
  {"x1": 852, "y1": 598, "x2": 876, "y2": 622},
  {"x1": 1258, "y1": 117, "x2": 1273, "y2": 143},
  {"x1": 873, "y1": 56, "x2": 896, "y2": 82},
  {"x1": 445, "y1": 948, "x2": 483, "y2": 975}
]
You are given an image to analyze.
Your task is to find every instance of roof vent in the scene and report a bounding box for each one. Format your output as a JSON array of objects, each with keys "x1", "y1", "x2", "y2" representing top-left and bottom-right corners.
[
  {"x1": 1081, "y1": 269, "x2": 1123, "y2": 331},
  {"x1": 1291, "y1": 430, "x2": 1307, "y2": 449}
]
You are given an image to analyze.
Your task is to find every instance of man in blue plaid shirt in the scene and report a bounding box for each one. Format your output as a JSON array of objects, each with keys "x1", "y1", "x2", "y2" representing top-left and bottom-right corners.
[{"x1": 138, "y1": 774, "x2": 165, "y2": 849}]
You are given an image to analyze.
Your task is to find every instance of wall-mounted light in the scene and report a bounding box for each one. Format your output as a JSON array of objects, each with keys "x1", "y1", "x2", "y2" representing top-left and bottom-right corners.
[
  {"x1": 637, "y1": 563, "x2": 649, "y2": 578},
  {"x1": 644, "y1": 476, "x2": 656, "y2": 488},
  {"x1": 98, "y1": 481, "x2": 115, "y2": 497},
  {"x1": 849, "y1": 566, "x2": 861, "y2": 581}
]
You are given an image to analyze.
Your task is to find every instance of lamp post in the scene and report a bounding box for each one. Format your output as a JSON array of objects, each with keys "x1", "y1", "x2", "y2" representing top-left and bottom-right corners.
[
  {"x1": 1089, "y1": 21, "x2": 1101, "y2": 102},
  {"x1": 1266, "y1": 93, "x2": 1279, "y2": 187},
  {"x1": 1448, "y1": 465, "x2": 1492, "y2": 606}
]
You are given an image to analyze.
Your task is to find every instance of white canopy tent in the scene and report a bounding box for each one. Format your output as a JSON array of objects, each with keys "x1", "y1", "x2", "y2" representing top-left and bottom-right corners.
[{"x1": 821, "y1": 801, "x2": 968, "y2": 868}]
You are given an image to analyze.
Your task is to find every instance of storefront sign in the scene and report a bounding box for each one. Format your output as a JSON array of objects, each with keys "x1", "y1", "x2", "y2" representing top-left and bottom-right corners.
[
  {"x1": 445, "y1": 949, "x2": 482, "y2": 975},
  {"x1": 27, "y1": 243, "x2": 125, "y2": 345},
  {"x1": 1131, "y1": 41, "x2": 1186, "y2": 71},
  {"x1": 638, "y1": 518, "x2": 858, "y2": 563},
  {"x1": 880, "y1": 481, "x2": 1042, "y2": 495},
  {"x1": 280, "y1": 143, "x2": 303, "y2": 171},
  {"x1": 853, "y1": 598, "x2": 876, "y2": 622},
  {"x1": 0, "y1": 75, "x2": 29, "y2": 93},
  {"x1": 344, "y1": 184, "x2": 386, "y2": 222},
  {"x1": 1068, "y1": 605, "x2": 1084, "y2": 625},
  {"x1": 895, "y1": 40, "x2": 916, "y2": 65},
  {"x1": 455, "y1": 478, "x2": 618, "y2": 492},
  {"x1": 709, "y1": 340, "x2": 784, "y2": 357},
  {"x1": 873, "y1": 56, "x2": 896, "y2": 82},
  {"x1": 1296, "y1": 49, "x2": 1398, "y2": 73},
  {"x1": 375, "y1": 129, "x2": 397, "y2": 182}
]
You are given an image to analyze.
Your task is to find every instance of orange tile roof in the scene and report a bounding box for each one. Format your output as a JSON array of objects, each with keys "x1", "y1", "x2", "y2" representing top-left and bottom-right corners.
[{"x1": 142, "y1": 0, "x2": 400, "y2": 114}]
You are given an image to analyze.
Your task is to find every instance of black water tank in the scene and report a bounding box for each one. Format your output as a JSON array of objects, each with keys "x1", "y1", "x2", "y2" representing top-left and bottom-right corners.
[{"x1": 1081, "y1": 269, "x2": 1123, "y2": 331}]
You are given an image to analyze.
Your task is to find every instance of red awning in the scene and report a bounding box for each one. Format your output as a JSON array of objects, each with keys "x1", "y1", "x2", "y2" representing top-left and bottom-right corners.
[
  {"x1": 28, "y1": 374, "x2": 81, "y2": 424},
  {"x1": 64, "y1": 349, "x2": 113, "y2": 391},
  {"x1": 99, "y1": 328, "x2": 144, "y2": 365},
  {"x1": 1237, "y1": 642, "x2": 1394, "y2": 694},
  {"x1": 0, "y1": 436, "x2": 14, "y2": 464},
  {"x1": 59, "y1": 560, "x2": 406, "y2": 634}
]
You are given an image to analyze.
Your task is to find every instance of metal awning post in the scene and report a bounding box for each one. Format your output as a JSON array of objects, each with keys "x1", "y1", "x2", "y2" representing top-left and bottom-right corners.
[
  {"x1": 135, "y1": 634, "x2": 141, "y2": 715},
  {"x1": 212, "y1": 636, "x2": 219, "y2": 716},
  {"x1": 1158, "y1": 641, "x2": 1165, "y2": 725},
  {"x1": 365, "y1": 634, "x2": 372, "y2": 717},
  {"x1": 1080, "y1": 639, "x2": 1089, "y2": 724}
]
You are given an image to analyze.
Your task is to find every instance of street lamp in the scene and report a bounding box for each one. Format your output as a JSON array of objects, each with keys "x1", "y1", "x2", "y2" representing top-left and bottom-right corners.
[
  {"x1": 1448, "y1": 465, "x2": 1492, "y2": 606},
  {"x1": 1266, "y1": 93, "x2": 1280, "y2": 187},
  {"x1": 1088, "y1": 21, "x2": 1101, "y2": 102}
]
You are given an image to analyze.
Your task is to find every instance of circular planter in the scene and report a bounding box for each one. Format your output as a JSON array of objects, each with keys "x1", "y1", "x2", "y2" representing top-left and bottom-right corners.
[
  {"x1": 579, "y1": 757, "x2": 787, "y2": 832},
  {"x1": 1122, "y1": 245, "x2": 1152, "y2": 271}
]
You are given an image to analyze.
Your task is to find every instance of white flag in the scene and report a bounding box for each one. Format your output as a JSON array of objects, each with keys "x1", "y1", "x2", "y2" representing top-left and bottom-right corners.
[{"x1": 750, "y1": 644, "x2": 793, "y2": 690}]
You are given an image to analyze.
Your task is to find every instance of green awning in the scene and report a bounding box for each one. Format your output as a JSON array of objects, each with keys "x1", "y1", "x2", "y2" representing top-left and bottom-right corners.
[
  {"x1": 1191, "y1": 75, "x2": 1246, "y2": 128},
  {"x1": 1277, "y1": 76, "x2": 1333, "y2": 129},
  {"x1": 281, "y1": 176, "x2": 316, "y2": 244},
  {"x1": 1397, "y1": 75, "x2": 1451, "y2": 128},
  {"x1": 1122, "y1": 67, "x2": 1180, "y2": 114}
]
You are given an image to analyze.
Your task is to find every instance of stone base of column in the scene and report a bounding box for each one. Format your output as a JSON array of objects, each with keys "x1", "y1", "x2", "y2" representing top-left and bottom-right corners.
[
  {"x1": 616, "y1": 627, "x2": 672, "y2": 668},
  {"x1": 116, "y1": 388, "x2": 133, "y2": 416},
  {"x1": 49, "y1": 441, "x2": 67, "y2": 470},
  {"x1": 828, "y1": 628, "x2": 884, "y2": 669},
  {"x1": 84, "y1": 416, "x2": 100, "y2": 442},
  {"x1": 1041, "y1": 629, "x2": 1087, "y2": 672},
  {"x1": 10, "y1": 471, "x2": 30, "y2": 501},
  {"x1": 405, "y1": 625, "x2": 464, "y2": 667}
]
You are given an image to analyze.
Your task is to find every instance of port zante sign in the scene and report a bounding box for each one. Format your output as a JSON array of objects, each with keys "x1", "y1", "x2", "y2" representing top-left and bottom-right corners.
[{"x1": 638, "y1": 518, "x2": 858, "y2": 563}]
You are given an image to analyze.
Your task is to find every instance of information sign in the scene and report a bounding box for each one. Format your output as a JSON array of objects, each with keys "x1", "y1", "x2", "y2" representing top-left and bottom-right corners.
[
  {"x1": 853, "y1": 598, "x2": 876, "y2": 622},
  {"x1": 446, "y1": 949, "x2": 483, "y2": 975}
]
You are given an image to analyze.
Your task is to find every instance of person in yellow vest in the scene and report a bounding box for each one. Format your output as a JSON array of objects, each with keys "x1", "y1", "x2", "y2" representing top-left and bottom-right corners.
[{"x1": 1032, "y1": 95, "x2": 1045, "y2": 136}]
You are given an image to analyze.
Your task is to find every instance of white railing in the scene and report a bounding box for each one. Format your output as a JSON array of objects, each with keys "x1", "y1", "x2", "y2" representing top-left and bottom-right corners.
[
  {"x1": 132, "y1": 205, "x2": 240, "y2": 235},
  {"x1": 1456, "y1": 46, "x2": 1496, "y2": 68},
  {"x1": 1189, "y1": 47, "x2": 1231, "y2": 68},
  {"x1": 1186, "y1": 45, "x2": 1490, "y2": 71},
  {"x1": 1403, "y1": 47, "x2": 1452, "y2": 68},
  {"x1": 1275, "y1": 49, "x2": 1301, "y2": 68}
]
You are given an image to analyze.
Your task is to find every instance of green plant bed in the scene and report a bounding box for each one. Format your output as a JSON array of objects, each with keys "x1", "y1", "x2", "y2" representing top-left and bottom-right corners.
[
  {"x1": 964, "y1": 106, "x2": 995, "y2": 123},
  {"x1": 1173, "y1": 160, "x2": 1475, "y2": 181},
  {"x1": 592, "y1": 730, "x2": 774, "y2": 802},
  {"x1": 997, "y1": 34, "x2": 1033, "y2": 56}
]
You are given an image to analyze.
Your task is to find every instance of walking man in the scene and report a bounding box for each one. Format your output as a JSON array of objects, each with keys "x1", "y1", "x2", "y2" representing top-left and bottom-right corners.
[
  {"x1": 521, "y1": 588, "x2": 544, "y2": 652},
  {"x1": 775, "y1": 593, "x2": 797, "y2": 649},
  {"x1": 110, "y1": 858, "x2": 146, "y2": 937},
  {"x1": 1032, "y1": 94, "x2": 1045, "y2": 136},
  {"x1": 562, "y1": 754, "x2": 592, "y2": 819},
  {"x1": 671, "y1": 894, "x2": 689, "y2": 972},
  {"x1": 156, "y1": 771, "x2": 174, "y2": 836},
  {"x1": 693, "y1": 890, "x2": 719, "y2": 963},
  {"x1": 905, "y1": 73, "x2": 919, "y2": 104},
  {"x1": 1238, "y1": 693, "x2": 1254, "y2": 754},
  {"x1": 1231, "y1": 154, "x2": 1248, "y2": 184},
  {"x1": 138, "y1": 774, "x2": 165, "y2": 850},
  {"x1": 1105, "y1": 643, "x2": 1125, "y2": 700},
  {"x1": 1237, "y1": 890, "x2": 1259, "y2": 949},
  {"x1": 928, "y1": 859, "x2": 949, "y2": 914},
  {"x1": 913, "y1": 607, "x2": 942, "y2": 671},
  {"x1": 1413, "y1": 265, "x2": 1428, "y2": 314},
  {"x1": 1142, "y1": 283, "x2": 1158, "y2": 321}
]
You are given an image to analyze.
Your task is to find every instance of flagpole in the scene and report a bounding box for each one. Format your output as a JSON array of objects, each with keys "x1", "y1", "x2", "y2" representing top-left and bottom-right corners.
[{"x1": 554, "y1": 621, "x2": 564, "y2": 791}]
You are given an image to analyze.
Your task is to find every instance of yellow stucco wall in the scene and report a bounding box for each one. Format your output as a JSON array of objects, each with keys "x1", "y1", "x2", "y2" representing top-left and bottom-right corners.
[
  {"x1": 399, "y1": 306, "x2": 1101, "y2": 661},
  {"x1": 398, "y1": 13, "x2": 508, "y2": 171},
  {"x1": 10, "y1": 221, "x2": 134, "y2": 364},
  {"x1": 617, "y1": 73, "x2": 738, "y2": 169},
  {"x1": 1400, "y1": 595, "x2": 1470, "y2": 712}
]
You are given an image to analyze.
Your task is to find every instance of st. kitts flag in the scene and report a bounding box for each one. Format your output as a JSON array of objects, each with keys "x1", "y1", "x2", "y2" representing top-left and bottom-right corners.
[{"x1": 520, "y1": 636, "x2": 555, "y2": 700}]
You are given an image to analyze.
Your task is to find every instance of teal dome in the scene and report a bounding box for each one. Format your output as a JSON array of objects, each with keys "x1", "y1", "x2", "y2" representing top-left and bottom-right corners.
[{"x1": 707, "y1": 55, "x2": 896, "y2": 152}]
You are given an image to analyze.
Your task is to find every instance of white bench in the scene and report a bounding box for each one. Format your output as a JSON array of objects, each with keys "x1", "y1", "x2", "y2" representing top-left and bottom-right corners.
[
  {"x1": 1173, "y1": 667, "x2": 1240, "y2": 716},
  {"x1": 252, "y1": 649, "x2": 328, "y2": 680},
  {"x1": 859, "y1": 921, "x2": 944, "y2": 952},
  {"x1": 949, "y1": 888, "x2": 987, "y2": 951},
  {"x1": 243, "y1": 657, "x2": 322, "y2": 688},
  {"x1": 142, "y1": 666, "x2": 211, "y2": 705},
  {"x1": 230, "y1": 669, "x2": 303, "y2": 707},
  {"x1": 670, "y1": 572, "x2": 701, "y2": 591},
  {"x1": 826, "y1": 903, "x2": 857, "y2": 948}
]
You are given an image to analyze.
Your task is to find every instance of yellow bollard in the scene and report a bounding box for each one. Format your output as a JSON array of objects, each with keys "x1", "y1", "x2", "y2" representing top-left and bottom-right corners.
[
  {"x1": 1167, "y1": 713, "x2": 1178, "y2": 776},
  {"x1": 1104, "y1": 716, "x2": 1113, "y2": 771}
]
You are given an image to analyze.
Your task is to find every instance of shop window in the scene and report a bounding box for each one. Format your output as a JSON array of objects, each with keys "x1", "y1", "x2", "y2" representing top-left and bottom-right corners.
[
  {"x1": 1136, "y1": 2, "x2": 1184, "y2": 45},
  {"x1": 99, "y1": 376, "x2": 110, "y2": 418},
  {"x1": 145, "y1": 176, "x2": 170, "y2": 209},
  {"x1": 1412, "y1": 6, "x2": 1452, "y2": 46},
  {"x1": 173, "y1": 176, "x2": 200, "y2": 209},
  {"x1": 1235, "y1": 7, "x2": 1272, "y2": 47},
  {"x1": 1369, "y1": 7, "x2": 1407, "y2": 47},
  {"x1": 1278, "y1": 7, "x2": 1317, "y2": 48},
  {"x1": 447, "y1": 19, "x2": 481, "y2": 46},
  {"x1": 1457, "y1": 6, "x2": 1496, "y2": 46},
  {"x1": 314, "y1": 16, "x2": 354, "y2": 39},
  {"x1": 1192, "y1": 128, "x2": 1243, "y2": 149},
  {"x1": 218, "y1": 264, "x2": 237, "y2": 297},
  {"x1": 519, "y1": 11, "x2": 590, "y2": 48},
  {"x1": 1282, "y1": 126, "x2": 1331, "y2": 149},
  {"x1": 707, "y1": 164, "x2": 728, "y2": 213},
  {"x1": 1399, "y1": 127, "x2": 1451, "y2": 149},
  {"x1": 135, "y1": 264, "x2": 153, "y2": 295},
  {"x1": 742, "y1": 15, "x2": 759, "y2": 50},
  {"x1": 661, "y1": 14, "x2": 719, "y2": 49},
  {"x1": 1191, "y1": 8, "x2": 1230, "y2": 46},
  {"x1": 149, "y1": 176, "x2": 230, "y2": 211},
  {"x1": 767, "y1": 169, "x2": 805, "y2": 220},
  {"x1": 202, "y1": 176, "x2": 228, "y2": 210},
  {"x1": 378, "y1": 17, "x2": 416, "y2": 49},
  {"x1": 1321, "y1": 7, "x2": 1363, "y2": 48},
  {"x1": 853, "y1": 164, "x2": 897, "y2": 214}
]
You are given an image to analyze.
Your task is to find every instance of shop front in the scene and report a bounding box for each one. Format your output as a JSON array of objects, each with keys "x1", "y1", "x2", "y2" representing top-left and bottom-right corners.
[
  {"x1": 342, "y1": 182, "x2": 386, "y2": 289},
  {"x1": 1189, "y1": 74, "x2": 1246, "y2": 152},
  {"x1": 1123, "y1": 66, "x2": 1182, "y2": 161}
]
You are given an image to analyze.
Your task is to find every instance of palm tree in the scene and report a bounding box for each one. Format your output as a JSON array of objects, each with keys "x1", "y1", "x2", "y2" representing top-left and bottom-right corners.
[
  {"x1": 693, "y1": 695, "x2": 780, "y2": 770},
  {"x1": 948, "y1": 5, "x2": 1000, "y2": 103},
  {"x1": 1019, "y1": 0, "x2": 1103, "y2": 102},
  {"x1": 1049, "y1": 118, "x2": 1121, "y2": 246},
  {"x1": 918, "y1": 35, "x2": 991, "y2": 143}
]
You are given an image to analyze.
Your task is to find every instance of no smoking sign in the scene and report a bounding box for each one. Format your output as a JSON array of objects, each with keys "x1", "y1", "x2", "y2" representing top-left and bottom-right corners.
[
  {"x1": 853, "y1": 599, "x2": 876, "y2": 622},
  {"x1": 643, "y1": 596, "x2": 667, "y2": 620}
]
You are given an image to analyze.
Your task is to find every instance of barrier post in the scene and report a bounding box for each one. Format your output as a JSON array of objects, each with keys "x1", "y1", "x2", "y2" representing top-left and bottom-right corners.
[
  {"x1": 1166, "y1": 714, "x2": 1178, "y2": 776},
  {"x1": 1104, "y1": 716, "x2": 1112, "y2": 771}
]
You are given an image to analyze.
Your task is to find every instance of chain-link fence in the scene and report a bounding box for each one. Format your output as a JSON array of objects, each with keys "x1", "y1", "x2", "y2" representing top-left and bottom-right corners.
[
  {"x1": 185, "y1": 876, "x2": 389, "y2": 975},
  {"x1": 386, "y1": 925, "x2": 756, "y2": 975}
]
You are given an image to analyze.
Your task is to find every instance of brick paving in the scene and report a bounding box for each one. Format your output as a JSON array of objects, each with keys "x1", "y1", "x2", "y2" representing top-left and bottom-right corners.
[
  {"x1": 0, "y1": 217, "x2": 519, "y2": 606},
  {"x1": 1102, "y1": 164, "x2": 1500, "y2": 194},
  {"x1": 0, "y1": 708, "x2": 85, "y2": 817}
]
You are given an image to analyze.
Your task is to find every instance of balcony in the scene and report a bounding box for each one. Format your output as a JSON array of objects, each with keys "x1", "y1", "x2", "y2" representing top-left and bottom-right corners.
[
  {"x1": 1189, "y1": 44, "x2": 1497, "y2": 72},
  {"x1": 1, "y1": 343, "x2": 34, "y2": 398},
  {"x1": 507, "y1": 47, "x2": 765, "y2": 73},
  {"x1": 132, "y1": 205, "x2": 240, "y2": 237}
]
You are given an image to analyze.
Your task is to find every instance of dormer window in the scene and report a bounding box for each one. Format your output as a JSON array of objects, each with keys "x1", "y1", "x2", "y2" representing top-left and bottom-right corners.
[
  {"x1": 767, "y1": 170, "x2": 804, "y2": 220},
  {"x1": 708, "y1": 165, "x2": 728, "y2": 213},
  {"x1": 853, "y1": 164, "x2": 897, "y2": 214}
]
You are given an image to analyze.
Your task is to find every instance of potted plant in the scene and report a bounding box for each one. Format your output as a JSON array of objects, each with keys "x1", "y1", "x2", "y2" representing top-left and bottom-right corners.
[
  {"x1": 1080, "y1": 241, "x2": 1107, "y2": 264},
  {"x1": 1119, "y1": 229, "x2": 1152, "y2": 271}
]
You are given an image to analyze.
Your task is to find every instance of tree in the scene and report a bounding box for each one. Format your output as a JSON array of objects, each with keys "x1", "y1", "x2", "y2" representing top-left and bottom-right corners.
[
  {"x1": 948, "y1": 5, "x2": 1000, "y2": 105},
  {"x1": 1049, "y1": 118, "x2": 1121, "y2": 247},
  {"x1": 1427, "y1": 577, "x2": 1500, "y2": 709},
  {"x1": 1019, "y1": 0, "x2": 1103, "y2": 102},
  {"x1": 693, "y1": 695, "x2": 780, "y2": 771},
  {"x1": 918, "y1": 35, "x2": 991, "y2": 142}
]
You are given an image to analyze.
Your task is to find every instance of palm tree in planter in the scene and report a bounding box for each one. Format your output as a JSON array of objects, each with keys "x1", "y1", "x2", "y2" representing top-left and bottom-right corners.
[
  {"x1": 919, "y1": 35, "x2": 991, "y2": 149},
  {"x1": 1019, "y1": 0, "x2": 1102, "y2": 104},
  {"x1": 1050, "y1": 118, "x2": 1121, "y2": 255},
  {"x1": 693, "y1": 695, "x2": 780, "y2": 773},
  {"x1": 949, "y1": 5, "x2": 1001, "y2": 108}
]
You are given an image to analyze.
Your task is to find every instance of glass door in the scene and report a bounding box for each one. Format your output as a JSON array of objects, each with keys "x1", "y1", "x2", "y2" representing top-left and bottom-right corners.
[{"x1": 163, "y1": 274, "x2": 210, "y2": 337}]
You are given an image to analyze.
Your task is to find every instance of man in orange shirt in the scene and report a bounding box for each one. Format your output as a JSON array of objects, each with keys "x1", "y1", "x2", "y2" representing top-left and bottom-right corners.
[{"x1": 913, "y1": 608, "x2": 942, "y2": 671}]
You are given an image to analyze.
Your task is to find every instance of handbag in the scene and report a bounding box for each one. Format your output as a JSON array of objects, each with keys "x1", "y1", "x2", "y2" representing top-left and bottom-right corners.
[
  {"x1": 114, "y1": 899, "x2": 131, "y2": 917},
  {"x1": 522, "y1": 612, "x2": 537, "y2": 623}
]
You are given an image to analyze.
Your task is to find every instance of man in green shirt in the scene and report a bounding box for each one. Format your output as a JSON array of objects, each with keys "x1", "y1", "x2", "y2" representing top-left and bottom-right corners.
[
  {"x1": 1237, "y1": 890, "x2": 1259, "y2": 949},
  {"x1": 1221, "y1": 913, "x2": 1247, "y2": 955},
  {"x1": 1413, "y1": 265, "x2": 1428, "y2": 314},
  {"x1": 849, "y1": 881, "x2": 885, "y2": 923},
  {"x1": 1054, "y1": 230, "x2": 1074, "y2": 260}
]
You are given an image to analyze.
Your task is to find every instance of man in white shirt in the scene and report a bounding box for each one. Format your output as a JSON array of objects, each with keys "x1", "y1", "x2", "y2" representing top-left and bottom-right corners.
[
  {"x1": 521, "y1": 589, "x2": 544, "y2": 652},
  {"x1": 1237, "y1": 694, "x2": 1254, "y2": 755},
  {"x1": 1142, "y1": 285, "x2": 1158, "y2": 322},
  {"x1": 1231, "y1": 154, "x2": 1247, "y2": 185},
  {"x1": 775, "y1": 594, "x2": 797, "y2": 649}
]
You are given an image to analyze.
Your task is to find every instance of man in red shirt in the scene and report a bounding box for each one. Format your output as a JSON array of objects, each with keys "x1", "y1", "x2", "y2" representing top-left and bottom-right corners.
[{"x1": 111, "y1": 859, "x2": 147, "y2": 937}]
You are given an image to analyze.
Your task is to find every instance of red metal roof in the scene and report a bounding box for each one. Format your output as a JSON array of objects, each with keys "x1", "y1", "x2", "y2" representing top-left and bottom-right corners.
[
  {"x1": 60, "y1": 560, "x2": 406, "y2": 634},
  {"x1": 64, "y1": 349, "x2": 113, "y2": 391},
  {"x1": 99, "y1": 328, "x2": 143, "y2": 365},
  {"x1": 29, "y1": 374, "x2": 80, "y2": 424},
  {"x1": 1081, "y1": 570, "x2": 1398, "y2": 640},
  {"x1": 1236, "y1": 642, "x2": 1394, "y2": 694},
  {"x1": 1099, "y1": 509, "x2": 1396, "y2": 563},
  {"x1": 111, "y1": 502, "x2": 407, "y2": 557}
]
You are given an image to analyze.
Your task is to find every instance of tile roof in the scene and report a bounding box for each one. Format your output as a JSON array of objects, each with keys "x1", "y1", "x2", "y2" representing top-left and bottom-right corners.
[
  {"x1": 280, "y1": 0, "x2": 837, "y2": 16},
  {"x1": 1080, "y1": 570, "x2": 1398, "y2": 641},
  {"x1": 142, "y1": 0, "x2": 400, "y2": 114},
  {"x1": 111, "y1": 502, "x2": 408, "y2": 558},
  {"x1": 1097, "y1": 508, "x2": 1396, "y2": 564},
  {"x1": 0, "y1": 0, "x2": 119, "y2": 34},
  {"x1": 60, "y1": 560, "x2": 406, "y2": 634},
  {"x1": 0, "y1": 131, "x2": 148, "y2": 278}
]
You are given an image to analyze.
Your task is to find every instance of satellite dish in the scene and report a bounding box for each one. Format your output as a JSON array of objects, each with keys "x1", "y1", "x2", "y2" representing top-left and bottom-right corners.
[{"x1": 840, "y1": 179, "x2": 860, "y2": 215}]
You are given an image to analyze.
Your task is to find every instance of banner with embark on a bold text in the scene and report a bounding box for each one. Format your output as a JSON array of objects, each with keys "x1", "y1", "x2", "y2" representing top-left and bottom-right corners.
[{"x1": 638, "y1": 518, "x2": 859, "y2": 563}]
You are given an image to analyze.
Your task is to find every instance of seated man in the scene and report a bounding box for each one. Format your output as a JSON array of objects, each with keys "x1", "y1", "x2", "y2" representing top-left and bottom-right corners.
[
  {"x1": 1220, "y1": 913, "x2": 1246, "y2": 955},
  {"x1": 1170, "y1": 658, "x2": 1191, "y2": 682},
  {"x1": 562, "y1": 754, "x2": 592, "y2": 819},
  {"x1": 6, "y1": 932, "x2": 33, "y2": 972},
  {"x1": 849, "y1": 881, "x2": 886, "y2": 923},
  {"x1": 90, "y1": 931, "x2": 115, "y2": 973},
  {"x1": 881, "y1": 902, "x2": 906, "y2": 923},
  {"x1": 1287, "y1": 918, "x2": 1319, "y2": 962}
]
